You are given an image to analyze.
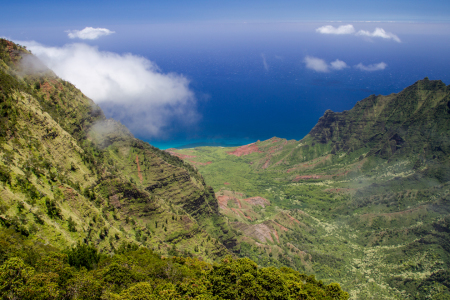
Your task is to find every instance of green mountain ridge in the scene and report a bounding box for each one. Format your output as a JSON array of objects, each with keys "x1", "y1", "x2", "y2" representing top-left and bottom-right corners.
[
  {"x1": 171, "y1": 79, "x2": 450, "y2": 298},
  {"x1": 308, "y1": 78, "x2": 450, "y2": 170},
  {"x1": 0, "y1": 38, "x2": 237, "y2": 260}
]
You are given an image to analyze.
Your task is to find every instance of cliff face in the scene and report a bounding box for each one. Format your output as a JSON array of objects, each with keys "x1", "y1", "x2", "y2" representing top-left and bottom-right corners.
[
  {"x1": 0, "y1": 39, "x2": 236, "y2": 259},
  {"x1": 308, "y1": 79, "x2": 450, "y2": 160}
]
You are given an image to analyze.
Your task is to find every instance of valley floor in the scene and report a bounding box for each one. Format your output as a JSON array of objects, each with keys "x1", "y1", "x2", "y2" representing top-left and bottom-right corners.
[{"x1": 171, "y1": 138, "x2": 450, "y2": 299}]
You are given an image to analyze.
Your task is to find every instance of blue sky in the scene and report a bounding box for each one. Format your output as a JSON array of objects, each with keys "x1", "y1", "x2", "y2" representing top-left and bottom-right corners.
[
  {"x1": 2, "y1": 1, "x2": 450, "y2": 147},
  {"x1": 2, "y1": 0, "x2": 450, "y2": 28}
]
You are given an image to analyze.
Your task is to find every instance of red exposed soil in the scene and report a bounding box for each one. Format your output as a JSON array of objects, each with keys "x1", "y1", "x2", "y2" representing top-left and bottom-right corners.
[
  {"x1": 5, "y1": 41, "x2": 21, "y2": 62},
  {"x1": 272, "y1": 230, "x2": 280, "y2": 243},
  {"x1": 286, "y1": 214, "x2": 301, "y2": 224},
  {"x1": 224, "y1": 182, "x2": 230, "y2": 185},
  {"x1": 236, "y1": 198, "x2": 242, "y2": 209},
  {"x1": 219, "y1": 195, "x2": 242, "y2": 209},
  {"x1": 262, "y1": 159, "x2": 271, "y2": 169},
  {"x1": 40, "y1": 82, "x2": 54, "y2": 100},
  {"x1": 230, "y1": 208, "x2": 252, "y2": 221},
  {"x1": 243, "y1": 197, "x2": 270, "y2": 208},
  {"x1": 293, "y1": 175, "x2": 321, "y2": 181},
  {"x1": 228, "y1": 143, "x2": 262, "y2": 157},
  {"x1": 271, "y1": 221, "x2": 289, "y2": 232},
  {"x1": 136, "y1": 155, "x2": 143, "y2": 183},
  {"x1": 217, "y1": 195, "x2": 230, "y2": 209},
  {"x1": 268, "y1": 141, "x2": 287, "y2": 154}
]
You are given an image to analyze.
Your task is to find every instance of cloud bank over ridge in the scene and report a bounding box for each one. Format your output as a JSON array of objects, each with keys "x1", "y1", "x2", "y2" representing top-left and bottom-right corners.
[{"x1": 21, "y1": 41, "x2": 199, "y2": 138}]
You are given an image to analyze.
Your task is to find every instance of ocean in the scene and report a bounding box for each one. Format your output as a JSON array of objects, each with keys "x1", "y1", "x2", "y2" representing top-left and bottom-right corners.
[{"x1": 101, "y1": 23, "x2": 450, "y2": 150}]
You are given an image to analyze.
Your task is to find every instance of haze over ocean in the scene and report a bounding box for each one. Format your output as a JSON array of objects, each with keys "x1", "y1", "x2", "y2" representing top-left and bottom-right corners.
[{"x1": 4, "y1": 21, "x2": 450, "y2": 150}]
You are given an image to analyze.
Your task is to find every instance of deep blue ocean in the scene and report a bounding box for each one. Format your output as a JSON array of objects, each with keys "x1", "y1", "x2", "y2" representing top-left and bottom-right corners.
[{"x1": 94, "y1": 23, "x2": 450, "y2": 149}]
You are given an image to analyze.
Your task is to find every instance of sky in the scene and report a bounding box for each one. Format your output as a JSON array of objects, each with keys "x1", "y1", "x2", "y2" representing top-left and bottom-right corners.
[
  {"x1": 2, "y1": 1, "x2": 450, "y2": 148},
  {"x1": 2, "y1": 0, "x2": 450, "y2": 25}
]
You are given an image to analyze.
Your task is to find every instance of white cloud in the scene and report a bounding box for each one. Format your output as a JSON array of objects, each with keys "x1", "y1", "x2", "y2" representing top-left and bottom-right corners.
[
  {"x1": 21, "y1": 41, "x2": 198, "y2": 138},
  {"x1": 261, "y1": 53, "x2": 269, "y2": 71},
  {"x1": 316, "y1": 24, "x2": 401, "y2": 43},
  {"x1": 304, "y1": 56, "x2": 348, "y2": 73},
  {"x1": 316, "y1": 24, "x2": 355, "y2": 35},
  {"x1": 304, "y1": 56, "x2": 329, "y2": 72},
  {"x1": 356, "y1": 28, "x2": 401, "y2": 42},
  {"x1": 330, "y1": 59, "x2": 348, "y2": 70},
  {"x1": 67, "y1": 27, "x2": 115, "y2": 40},
  {"x1": 354, "y1": 62, "x2": 387, "y2": 71}
]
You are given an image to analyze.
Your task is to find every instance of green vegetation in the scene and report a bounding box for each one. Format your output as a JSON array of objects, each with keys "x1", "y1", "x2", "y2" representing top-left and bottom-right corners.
[
  {"x1": 171, "y1": 78, "x2": 450, "y2": 299},
  {"x1": 0, "y1": 228, "x2": 348, "y2": 299},
  {"x1": 3, "y1": 37, "x2": 449, "y2": 298},
  {"x1": 0, "y1": 39, "x2": 350, "y2": 298},
  {"x1": 0, "y1": 38, "x2": 235, "y2": 261}
]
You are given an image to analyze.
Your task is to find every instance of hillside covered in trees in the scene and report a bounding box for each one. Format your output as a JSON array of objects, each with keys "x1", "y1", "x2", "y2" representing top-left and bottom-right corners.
[{"x1": 0, "y1": 39, "x2": 349, "y2": 299}]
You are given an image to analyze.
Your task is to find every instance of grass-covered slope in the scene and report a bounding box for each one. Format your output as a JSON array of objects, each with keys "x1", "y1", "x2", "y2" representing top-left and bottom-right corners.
[
  {"x1": 172, "y1": 79, "x2": 450, "y2": 299},
  {"x1": 0, "y1": 38, "x2": 236, "y2": 261}
]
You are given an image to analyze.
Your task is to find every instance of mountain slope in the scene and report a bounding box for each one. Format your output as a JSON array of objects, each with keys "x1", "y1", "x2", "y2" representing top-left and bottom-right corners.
[
  {"x1": 0, "y1": 38, "x2": 236, "y2": 260},
  {"x1": 308, "y1": 78, "x2": 450, "y2": 163}
]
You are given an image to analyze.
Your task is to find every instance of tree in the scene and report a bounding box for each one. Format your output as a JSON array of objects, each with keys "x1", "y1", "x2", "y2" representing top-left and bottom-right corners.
[
  {"x1": 0, "y1": 257, "x2": 35, "y2": 299},
  {"x1": 119, "y1": 282, "x2": 154, "y2": 300}
]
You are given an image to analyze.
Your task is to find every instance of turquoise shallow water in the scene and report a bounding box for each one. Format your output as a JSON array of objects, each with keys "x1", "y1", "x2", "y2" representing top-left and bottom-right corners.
[{"x1": 145, "y1": 137, "x2": 260, "y2": 150}]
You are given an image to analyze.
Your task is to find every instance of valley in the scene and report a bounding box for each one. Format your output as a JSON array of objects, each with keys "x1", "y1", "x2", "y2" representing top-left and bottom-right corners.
[
  {"x1": 171, "y1": 80, "x2": 450, "y2": 299},
  {"x1": 0, "y1": 38, "x2": 449, "y2": 299}
]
